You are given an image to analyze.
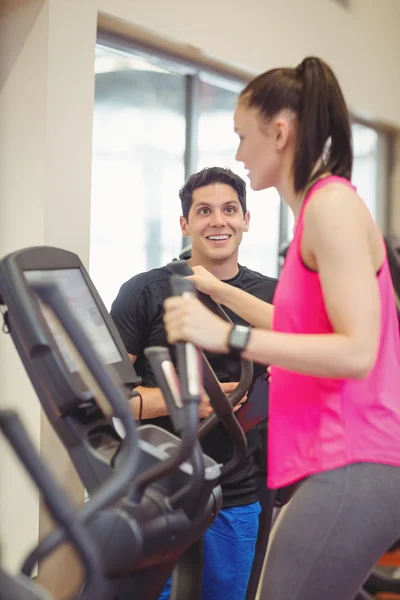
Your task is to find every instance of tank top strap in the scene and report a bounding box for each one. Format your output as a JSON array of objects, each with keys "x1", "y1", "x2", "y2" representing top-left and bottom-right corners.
[{"x1": 296, "y1": 175, "x2": 356, "y2": 231}]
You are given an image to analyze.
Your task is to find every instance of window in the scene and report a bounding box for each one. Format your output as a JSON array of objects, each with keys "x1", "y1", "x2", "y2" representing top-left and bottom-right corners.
[
  {"x1": 197, "y1": 78, "x2": 280, "y2": 276},
  {"x1": 91, "y1": 46, "x2": 186, "y2": 308},
  {"x1": 352, "y1": 122, "x2": 379, "y2": 219}
]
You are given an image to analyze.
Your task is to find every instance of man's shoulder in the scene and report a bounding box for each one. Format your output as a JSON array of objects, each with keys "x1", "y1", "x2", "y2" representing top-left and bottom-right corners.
[
  {"x1": 240, "y1": 265, "x2": 277, "y2": 282},
  {"x1": 120, "y1": 265, "x2": 171, "y2": 294},
  {"x1": 239, "y1": 265, "x2": 278, "y2": 287},
  {"x1": 237, "y1": 265, "x2": 278, "y2": 301},
  {"x1": 111, "y1": 266, "x2": 172, "y2": 313}
]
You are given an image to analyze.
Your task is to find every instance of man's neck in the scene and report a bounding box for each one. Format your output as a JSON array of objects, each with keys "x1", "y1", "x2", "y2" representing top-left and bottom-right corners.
[{"x1": 189, "y1": 252, "x2": 240, "y2": 281}]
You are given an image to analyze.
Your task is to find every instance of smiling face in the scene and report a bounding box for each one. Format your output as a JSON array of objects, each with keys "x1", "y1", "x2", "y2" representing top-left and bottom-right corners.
[{"x1": 180, "y1": 183, "x2": 250, "y2": 267}]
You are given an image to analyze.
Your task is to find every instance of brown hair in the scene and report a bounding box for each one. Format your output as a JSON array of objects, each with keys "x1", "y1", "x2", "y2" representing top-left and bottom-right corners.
[
  {"x1": 179, "y1": 167, "x2": 246, "y2": 220},
  {"x1": 240, "y1": 56, "x2": 353, "y2": 193}
]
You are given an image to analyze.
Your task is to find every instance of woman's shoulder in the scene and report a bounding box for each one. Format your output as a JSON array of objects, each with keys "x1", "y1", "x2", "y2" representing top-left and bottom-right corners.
[{"x1": 305, "y1": 178, "x2": 366, "y2": 226}]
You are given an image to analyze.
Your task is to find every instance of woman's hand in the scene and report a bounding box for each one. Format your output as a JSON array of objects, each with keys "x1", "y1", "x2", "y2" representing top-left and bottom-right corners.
[
  {"x1": 163, "y1": 294, "x2": 231, "y2": 353},
  {"x1": 186, "y1": 265, "x2": 227, "y2": 304}
]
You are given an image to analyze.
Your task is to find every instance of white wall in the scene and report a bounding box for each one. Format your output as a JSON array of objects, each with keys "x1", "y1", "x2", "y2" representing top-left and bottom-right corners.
[
  {"x1": 0, "y1": 0, "x2": 96, "y2": 574},
  {"x1": 0, "y1": 0, "x2": 49, "y2": 571},
  {"x1": 0, "y1": 0, "x2": 399, "y2": 576}
]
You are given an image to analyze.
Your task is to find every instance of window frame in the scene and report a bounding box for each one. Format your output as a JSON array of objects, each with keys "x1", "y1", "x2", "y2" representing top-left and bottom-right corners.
[{"x1": 96, "y1": 31, "x2": 391, "y2": 274}]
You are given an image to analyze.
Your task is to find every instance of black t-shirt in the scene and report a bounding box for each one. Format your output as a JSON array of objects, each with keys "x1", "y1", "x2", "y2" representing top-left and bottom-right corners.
[{"x1": 110, "y1": 264, "x2": 277, "y2": 508}]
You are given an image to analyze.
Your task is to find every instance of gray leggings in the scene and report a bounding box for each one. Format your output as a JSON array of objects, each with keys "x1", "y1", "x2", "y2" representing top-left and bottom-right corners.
[{"x1": 257, "y1": 463, "x2": 400, "y2": 600}]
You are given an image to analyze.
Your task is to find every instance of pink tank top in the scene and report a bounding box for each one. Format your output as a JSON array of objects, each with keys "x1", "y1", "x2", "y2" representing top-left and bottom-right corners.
[{"x1": 268, "y1": 176, "x2": 400, "y2": 489}]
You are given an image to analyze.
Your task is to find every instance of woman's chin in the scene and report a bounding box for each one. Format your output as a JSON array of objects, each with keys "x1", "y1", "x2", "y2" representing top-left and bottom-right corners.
[
  {"x1": 249, "y1": 175, "x2": 274, "y2": 192},
  {"x1": 249, "y1": 178, "x2": 265, "y2": 192}
]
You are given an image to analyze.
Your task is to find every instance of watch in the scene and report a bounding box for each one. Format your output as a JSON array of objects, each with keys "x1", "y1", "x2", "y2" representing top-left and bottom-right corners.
[{"x1": 227, "y1": 324, "x2": 251, "y2": 357}]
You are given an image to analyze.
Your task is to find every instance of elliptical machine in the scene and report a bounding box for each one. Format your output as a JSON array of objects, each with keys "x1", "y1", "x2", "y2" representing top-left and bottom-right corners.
[
  {"x1": 0, "y1": 408, "x2": 113, "y2": 600},
  {"x1": 0, "y1": 246, "x2": 253, "y2": 599}
]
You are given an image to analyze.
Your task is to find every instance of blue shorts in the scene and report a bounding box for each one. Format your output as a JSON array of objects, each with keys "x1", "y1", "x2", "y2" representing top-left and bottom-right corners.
[{"x1": 158, "y1": 501, "x2": 261, "y2": 600}]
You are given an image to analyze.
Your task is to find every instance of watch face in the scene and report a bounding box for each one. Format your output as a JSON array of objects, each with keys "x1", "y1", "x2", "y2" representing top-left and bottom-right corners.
[{"x1": 230, "y1": 325, "x2": 250, "y2": 352}]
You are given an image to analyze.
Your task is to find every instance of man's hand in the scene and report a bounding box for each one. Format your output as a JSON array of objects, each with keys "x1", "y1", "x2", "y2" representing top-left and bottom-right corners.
[
  {"x1": 199, "y1": 391, "x2": 214, "y2": 418},
  {"x1": 198, "y1": 382, "x2": 248, "y2": 418},
  {"x1": 221, "y1": 382, "x2": 248, "y2": 411},
  {"x1": 264, "y1": 366, "x2": 272, "y2": 382}
]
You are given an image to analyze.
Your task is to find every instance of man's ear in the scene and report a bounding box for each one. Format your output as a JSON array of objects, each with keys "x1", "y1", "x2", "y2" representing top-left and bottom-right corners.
[
  {"x1": 180, "y1": 215, "x2": 190, "y2": 237},
  {"x1": 243, "y1": 211, "x2": 250, "y2": 233}
]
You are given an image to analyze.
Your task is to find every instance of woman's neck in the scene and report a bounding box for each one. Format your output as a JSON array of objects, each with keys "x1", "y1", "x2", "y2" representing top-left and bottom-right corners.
[{"x1": 277, "y1": 169, "x2": 332, "y2": 224}]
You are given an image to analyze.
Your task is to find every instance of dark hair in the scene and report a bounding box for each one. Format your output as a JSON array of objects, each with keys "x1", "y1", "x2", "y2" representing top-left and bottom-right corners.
[
  {"x1": 240, "y1": 56, "x2": 353, "y2": 193},
  {"x1": 179, "y1": 167, "x2": 247, "y2": 219}
]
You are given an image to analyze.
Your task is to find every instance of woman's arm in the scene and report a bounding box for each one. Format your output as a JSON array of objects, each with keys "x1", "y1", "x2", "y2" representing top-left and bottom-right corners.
[
  {"x1": 188, "y1": 266, "x2": 274, "y2": 329},
  {"x1": 165, "y1": 186, "x2": 381, "y2": 379},
  {"x1": 218, "y1": 283, "x2": 274, "y2": 329}
]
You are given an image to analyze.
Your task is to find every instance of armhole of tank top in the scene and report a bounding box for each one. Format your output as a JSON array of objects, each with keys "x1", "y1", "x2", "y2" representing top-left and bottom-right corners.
[
  {"x1": 297, "y1": 176, "x2": 371, "y2": 275},
  {"x1": 296, "y1": 223, "x2": 318, "y2": 274},
  {"x1": 361, "y1": 198, "x2": 386, "y2": 277},
  {"x1": 376, "y1": 232, "x2": 387, "y2": 277}
]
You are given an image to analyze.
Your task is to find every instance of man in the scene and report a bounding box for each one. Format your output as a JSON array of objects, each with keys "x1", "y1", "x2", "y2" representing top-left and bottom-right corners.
[{"x1": 110, "y1": 167, "x2": 277, "y2": 599}]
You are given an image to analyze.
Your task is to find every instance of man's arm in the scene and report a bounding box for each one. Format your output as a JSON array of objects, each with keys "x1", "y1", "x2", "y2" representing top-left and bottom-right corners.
[
  {"x1": 110, "y1": 277, "x2": 246, "y2": 420},
  {"x1": 128, "y1": 354, "x2": 245, "y2": 420},
  {"x1": 128, "y1": 354, "x2": 169, "y2": 420},
  {"x1": 110, "y1": 278, "x2": 171, "y2": 420}
]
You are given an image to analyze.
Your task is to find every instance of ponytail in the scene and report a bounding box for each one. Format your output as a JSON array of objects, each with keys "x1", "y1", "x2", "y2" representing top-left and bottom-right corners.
[{"x1": 294, "y1": 57, "x2": 353, "y2": 192}]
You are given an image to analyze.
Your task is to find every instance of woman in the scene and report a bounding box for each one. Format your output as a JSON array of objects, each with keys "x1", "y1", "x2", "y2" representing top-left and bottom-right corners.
[{"x1": 163, "y1": 56, "x2": 400, "y2": 599}]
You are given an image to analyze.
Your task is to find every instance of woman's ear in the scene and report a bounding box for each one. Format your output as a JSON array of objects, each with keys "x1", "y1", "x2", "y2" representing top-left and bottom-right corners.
[{"x1": 273, "y1": 111, "x2": 296, "y2": 152}]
